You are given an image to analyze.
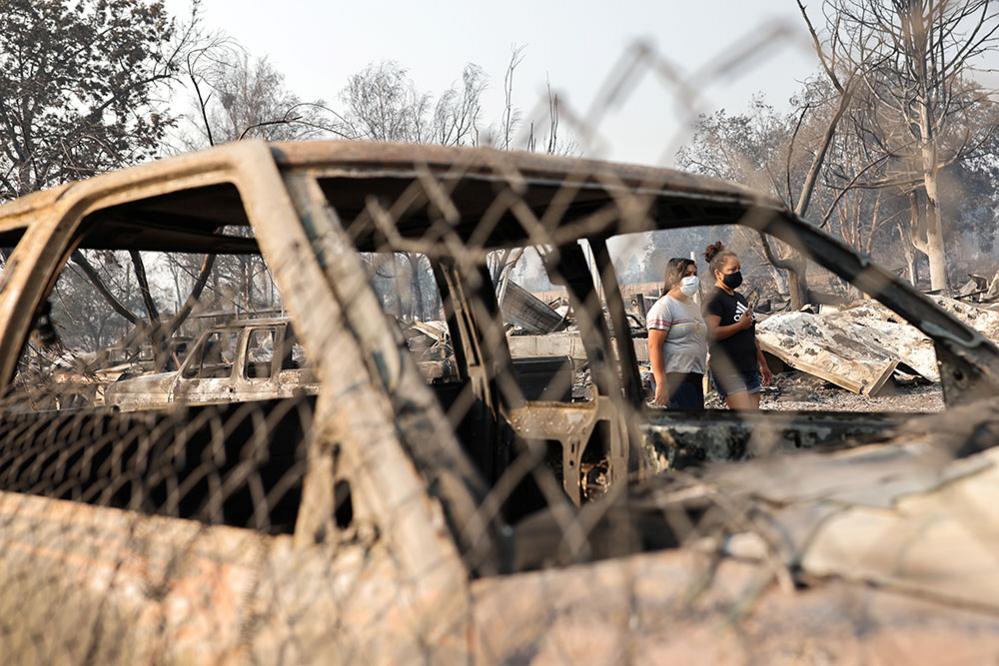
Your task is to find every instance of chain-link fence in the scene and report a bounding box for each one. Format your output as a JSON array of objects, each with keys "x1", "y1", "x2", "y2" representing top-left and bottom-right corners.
[{"x1": 1, "y1": 20, "x2": 999, "y2": 665}]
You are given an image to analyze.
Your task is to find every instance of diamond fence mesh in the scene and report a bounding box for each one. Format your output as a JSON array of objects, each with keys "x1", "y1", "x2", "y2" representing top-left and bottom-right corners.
[{"x1": 0, "y1": 23, "x2": 996, "y2": 665}]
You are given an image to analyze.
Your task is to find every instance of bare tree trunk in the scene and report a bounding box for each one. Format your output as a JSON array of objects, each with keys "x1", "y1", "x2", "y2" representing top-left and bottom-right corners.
[
  {"x1": 761, "y1": 237, "x2": 809, "y2": 309},
  {"x1": 70, "y1": 251, "x2": 139, "y2": 325},
  {"x1": 168, "y1": 255, "x2": 217, "y2": 336},
  {"x1": 899, "y1": 223, "x2": 918, "y2": 286},
  {"x1": 406, "y1": 253, "x2": 427, "y2": 320},
  {"x1": 501, "y1": 47, "x2": 526, "y2": 150},
  {"x1": 238, "y1": 256, "x2": 250, "y2": 311},
  {"x1": 923, "y1": 202, "x2": 948, "y2": 290},
  {"x1": 385, "y1": 254, "x2": 404, "y2": 318},
  {"x1": 760, "y1": 3, "x2": 863, "y2": 309},
  {"x1": 129, "y1": 250, "x2": 159, "y2": 321},
  {"x1": 766, "y1": 77, "x2": 855, "y2": 309},
  {"x1": 128, "y1": 250, "x2": 174, "y2": 369},
  {"x1": 908, "y1": 188, "x2": 933, "y2": 289},
  {"x1": 170, "y1": 262, "x2": 183, "y2": 312},
  {"x1": 863, "y1": 191, "x2": 882, "y2": 256},
  {"x1": 921, "y1": 148, "x2": 949, "y2": 291},
  {"x1": 909, "y1": 10, "x2": 948, "y2": 291},
  {"x1": 795, "y1": 87, "x2": 854, "y2": 217}
]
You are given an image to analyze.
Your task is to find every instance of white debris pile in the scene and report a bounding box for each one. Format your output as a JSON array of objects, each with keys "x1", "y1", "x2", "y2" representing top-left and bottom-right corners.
[
  {"x1": 757, "y1": 296, "x2": 999, "y2": 396},
  {"x1": 757, "y1": 311, "x2": 902, "y2": 396},
  {"x1": 928, "y1": 295, "x2": 999, "y2": 340},
  {"x1": 403, "y1": 320, "x2": 455, "y2": 382}
]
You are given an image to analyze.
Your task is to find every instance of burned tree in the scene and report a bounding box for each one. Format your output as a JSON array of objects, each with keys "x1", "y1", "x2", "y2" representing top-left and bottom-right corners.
[
  {"x1": 829, "y1": 0, "x2": 999, "y2": 291},
  {"x1": 334, "y1": 60, "x2": 487, "y2": 145},
  {"x1": 680, "y1": 1, "x2": 999, "y2": 300},
  {"x1": 756, "y1": 3, "x2": 854, "y2": 307},
  {"x1": 183, "y1": 47, "x2": 337, "y2": 147}
]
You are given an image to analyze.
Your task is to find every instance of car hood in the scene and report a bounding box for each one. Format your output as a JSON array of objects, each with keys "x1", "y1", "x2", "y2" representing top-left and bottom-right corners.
[{"x1": 105, "y1": 371, "x2": 175, "y2": 393}]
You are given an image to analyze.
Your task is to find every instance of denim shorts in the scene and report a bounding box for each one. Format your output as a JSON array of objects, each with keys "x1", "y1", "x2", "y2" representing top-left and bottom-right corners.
[{"x1": 711, "y1": 368, "x2": 762, "y2": 400}]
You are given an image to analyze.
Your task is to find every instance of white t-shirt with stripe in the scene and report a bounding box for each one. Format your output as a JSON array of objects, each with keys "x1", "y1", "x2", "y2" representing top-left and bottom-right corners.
[{"x1": 646, "y1": 294, "x2": 708, "y2": 374}]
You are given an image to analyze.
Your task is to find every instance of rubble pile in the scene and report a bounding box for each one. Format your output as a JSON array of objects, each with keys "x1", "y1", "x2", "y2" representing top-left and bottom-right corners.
[
  {"x1": 953, "y1": 269, "x2": 999, "y2": 304},
  {"x1": 757, "y1": 311, "x2": 900, "y2": 395},
  {"x1": 929, "y1": 294, "x2": 999, "y2": 339},
  {"x1": 403, "y1": 320, "x2": 456, "y2": 382},
  {"x1": 757, "y1": 295, "x2": 999, "y2": 397}
]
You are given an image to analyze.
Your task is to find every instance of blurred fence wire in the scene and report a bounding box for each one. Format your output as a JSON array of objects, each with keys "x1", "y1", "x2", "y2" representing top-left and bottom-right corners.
[{"x1": 0, "y1": 18, "x2": 997, "y2": 664}]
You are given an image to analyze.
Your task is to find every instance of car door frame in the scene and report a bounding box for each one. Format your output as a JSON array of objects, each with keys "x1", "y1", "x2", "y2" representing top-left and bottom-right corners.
[
  {"x1": 170, "y1": 327, "x2": 242, "y2": 405},
  {"x1": 0, "y1": 141, "x2": 474, "y2": 660}
]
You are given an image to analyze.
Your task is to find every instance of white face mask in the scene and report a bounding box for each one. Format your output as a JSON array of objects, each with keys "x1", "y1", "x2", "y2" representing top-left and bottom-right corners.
[{"x1": 680, "y1": 275, "x2": 700, "y2": 296}]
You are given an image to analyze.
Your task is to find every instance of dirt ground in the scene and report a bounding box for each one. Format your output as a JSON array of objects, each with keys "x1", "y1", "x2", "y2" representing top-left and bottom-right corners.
[{"x1": 707, "y1": 371, "x2": 945, "y2": 413}]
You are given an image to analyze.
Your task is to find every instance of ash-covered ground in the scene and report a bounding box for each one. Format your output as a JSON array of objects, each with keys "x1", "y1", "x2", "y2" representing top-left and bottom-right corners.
[{"x1": 704, "y1": 371, "x2": 945, "y2": 413}]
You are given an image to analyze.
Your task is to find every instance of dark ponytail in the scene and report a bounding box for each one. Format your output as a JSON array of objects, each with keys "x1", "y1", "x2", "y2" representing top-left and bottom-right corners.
[{"x1": 704, "y1": 241, "x2": 736, "y2": 276}]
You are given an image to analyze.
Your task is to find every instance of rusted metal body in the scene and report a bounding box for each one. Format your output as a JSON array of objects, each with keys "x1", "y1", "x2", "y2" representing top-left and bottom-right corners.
[
  {"x1": 470, "y1": 546, "x2": 999, "y2": 664},
  {"x1": 0, "y1": 140, "x2": 996, "y2": 662}
]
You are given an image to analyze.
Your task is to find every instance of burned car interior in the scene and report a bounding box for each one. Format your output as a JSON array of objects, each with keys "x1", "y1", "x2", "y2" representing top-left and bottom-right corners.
[{"x1": 0, "y1": 141, "x2": 999, "y2": 663}]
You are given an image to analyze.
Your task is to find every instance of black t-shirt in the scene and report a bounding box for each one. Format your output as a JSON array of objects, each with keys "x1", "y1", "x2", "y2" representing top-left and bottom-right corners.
[{"x1": 704, "y1": 288, "x2": 758, "y2": 374}]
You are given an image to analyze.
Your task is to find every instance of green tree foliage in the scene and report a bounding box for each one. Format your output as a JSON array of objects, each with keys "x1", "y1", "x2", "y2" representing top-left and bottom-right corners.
[{"x1": 0, "y1": 0, "x2": 183, "y2": 199}]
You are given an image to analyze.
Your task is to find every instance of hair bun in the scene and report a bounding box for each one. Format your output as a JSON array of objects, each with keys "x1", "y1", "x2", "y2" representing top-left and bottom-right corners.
[{"x1": 704, "y1": 241, "x2": 725, "y2": 263}]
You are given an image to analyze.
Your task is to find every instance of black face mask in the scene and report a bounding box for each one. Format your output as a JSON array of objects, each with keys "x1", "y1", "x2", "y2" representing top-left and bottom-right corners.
[{"x1": 722, "y1": 271, "x2": 743, "y2": 290}]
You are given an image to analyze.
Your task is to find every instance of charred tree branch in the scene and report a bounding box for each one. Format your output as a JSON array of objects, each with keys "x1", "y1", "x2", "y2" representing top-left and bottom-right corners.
[{"x1": 70, "y1": 251, "x2": 139, "y2": 325}]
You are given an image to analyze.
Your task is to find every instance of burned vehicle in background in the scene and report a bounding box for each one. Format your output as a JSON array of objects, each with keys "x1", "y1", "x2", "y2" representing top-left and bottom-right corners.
[
  {"x1": 103, "y1": 315, "x2": 316, "y2": 411},
  {"x1": 0, "y1": 141, "x2": 995, "y2": 662}
]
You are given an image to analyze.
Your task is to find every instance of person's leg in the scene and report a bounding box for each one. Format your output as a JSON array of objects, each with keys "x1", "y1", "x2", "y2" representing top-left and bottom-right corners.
[
  {"x1": 691, "y1": 373, "x2": 705, "y2": 409},
  {"x1": 724, "y1": 391, "x2": 755, "y2": 410},
  {"x1": 667, "y1": 373, "x2": 704, "y2": 409},
  {"x1": 744, "y1": 370, "x2": 762, "y2": 409},
  {"x1": 724, "y1": 370, "x2": 761, "y2": 410}
]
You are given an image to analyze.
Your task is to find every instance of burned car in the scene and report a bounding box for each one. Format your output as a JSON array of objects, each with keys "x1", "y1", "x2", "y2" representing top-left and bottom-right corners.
[
  {"x1": 0, "y1": 141, "x2": 996, "y2": 663},
  {"x1": 103, "y1": 315, "x2": 317, "y2": 411}
]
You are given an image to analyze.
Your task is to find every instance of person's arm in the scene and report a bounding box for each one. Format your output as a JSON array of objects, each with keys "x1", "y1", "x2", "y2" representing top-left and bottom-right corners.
[
  {"x1": 648, "y1": 328, "x2": 670, "y2": 405},
  {"x1": 755, "y1": 337, "x2": 772, "y2": 386},
  {"x1": 647, "y1": 300, "x2": 674, "y2": 405},
  {"x1": 705, "y1": 311, "x2": 753, "y2": 341}
]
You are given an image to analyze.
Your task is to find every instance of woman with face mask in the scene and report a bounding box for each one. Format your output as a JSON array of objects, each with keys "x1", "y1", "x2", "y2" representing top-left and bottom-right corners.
[
  {"x1": 646, "y1": 257, "x2": 708, "y2": 409},
  {"x1": 703, "y1": 241, "x2": 772, "y2": 410}
]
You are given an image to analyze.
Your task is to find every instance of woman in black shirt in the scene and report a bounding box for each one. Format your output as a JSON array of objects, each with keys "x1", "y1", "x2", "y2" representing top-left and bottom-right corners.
[{"x1": 703, "y1": 241, "x2": 772, "y2": 410}]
